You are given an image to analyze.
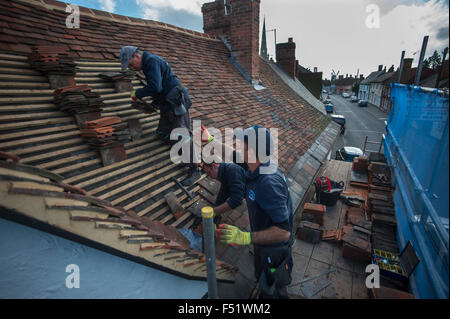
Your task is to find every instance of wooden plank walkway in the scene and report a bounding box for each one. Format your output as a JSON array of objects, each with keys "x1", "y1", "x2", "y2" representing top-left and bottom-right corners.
[{"x1": 289, "y1": 159, "x2": 370, "y2": 299}]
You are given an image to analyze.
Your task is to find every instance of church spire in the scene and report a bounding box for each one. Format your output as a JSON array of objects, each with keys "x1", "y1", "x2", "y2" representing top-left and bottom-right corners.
[{"x1": 260, "y1": 16, "x2": 269, "y2": 60}]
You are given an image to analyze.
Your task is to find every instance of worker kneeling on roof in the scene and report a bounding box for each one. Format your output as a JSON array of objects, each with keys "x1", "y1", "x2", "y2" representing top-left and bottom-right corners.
[
  {"x1": 120, "y1": 46, "x2": 200, "y2": 186},
  {"x1": 202, "y1": 162, "x2": 246, "y2": 225},
  {"x1": 216, "y1": 125, "x2": 294, "y2": 299}
]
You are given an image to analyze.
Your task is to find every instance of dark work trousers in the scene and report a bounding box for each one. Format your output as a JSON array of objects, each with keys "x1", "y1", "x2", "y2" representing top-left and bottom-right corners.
[
  {"x1": 254, "y1": 245, "x2": 293, "y2": 299},
  {"x1": 157, "y1": 107, "x2": 198, "y2": 168}
]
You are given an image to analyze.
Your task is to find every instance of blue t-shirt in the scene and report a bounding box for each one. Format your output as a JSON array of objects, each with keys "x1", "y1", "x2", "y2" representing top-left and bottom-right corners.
[
  {"x1": 215, "y1": 163, "x2": 246, "y2": 209},
  {"x1": 245, "y1": 161, "x2": 294, "y2": 242}
]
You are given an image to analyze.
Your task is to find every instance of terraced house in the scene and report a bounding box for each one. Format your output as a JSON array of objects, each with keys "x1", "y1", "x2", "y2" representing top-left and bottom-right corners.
[{"x1": 0, "y1": 0, "x2": 339, "y2": 298}]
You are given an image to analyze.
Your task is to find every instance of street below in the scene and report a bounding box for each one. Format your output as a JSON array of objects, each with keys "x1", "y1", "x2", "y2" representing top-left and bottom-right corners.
[{"x1": 325, "y1": 94, "x2": 388, "y2": 156}]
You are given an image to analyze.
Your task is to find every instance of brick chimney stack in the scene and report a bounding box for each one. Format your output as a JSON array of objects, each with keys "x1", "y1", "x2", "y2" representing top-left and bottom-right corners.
[
  {"x1": 202, "y1": 0, "x2": 261, "y2": 82},
  {"x1": 276, "y1": 38, "x2": 296, "y2": 78},
  {"x1": 403, "y1": 58, "x2": 413, "y2": 70},
  {"x1": 378, "y1": 65, "x2": 383, "y2": 71}
]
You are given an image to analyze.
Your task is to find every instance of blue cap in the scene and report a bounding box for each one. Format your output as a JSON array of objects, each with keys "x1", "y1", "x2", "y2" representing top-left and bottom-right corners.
[
  {"x1": 243, "y1": 125, "x2": 274, "y2": 158},
  {"x1": 120, "y1": 46, "x2": 138, "y2": 71}
]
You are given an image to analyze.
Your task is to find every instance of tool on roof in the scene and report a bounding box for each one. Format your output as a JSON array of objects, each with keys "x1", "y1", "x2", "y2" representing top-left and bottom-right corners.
[
  {"x1": 171, "y1": 176, "x2": 194, "y2": 200},
  {"x1": 131, "y1": 99, "x2": 158, "y2": 114},
  {"x1": 164, "y1": 192, "x2": 186, "y2": 220}
]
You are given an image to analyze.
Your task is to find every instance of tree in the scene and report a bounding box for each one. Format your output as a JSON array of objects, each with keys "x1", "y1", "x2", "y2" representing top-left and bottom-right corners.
[
  {"x1": 429, "y1": 50, "x2": 442, "y2": 70},
  {"x1": 423, "y1": 58, "x2": 431, "y2": 69}
]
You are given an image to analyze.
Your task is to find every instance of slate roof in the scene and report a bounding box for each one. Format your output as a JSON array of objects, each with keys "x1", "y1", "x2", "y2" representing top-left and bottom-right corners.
[
  {"x1": 360, "y1": 70, "x2": 385, "y2": 85},
  {"x1": 0, "y1": 0, "x2": 330, "y2": 286}
]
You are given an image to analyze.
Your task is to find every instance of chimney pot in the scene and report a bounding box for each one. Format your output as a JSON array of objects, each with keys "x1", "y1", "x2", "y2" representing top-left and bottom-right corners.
[{"x1": 288, "y1": 37, "x2": 293, "y2": 43}]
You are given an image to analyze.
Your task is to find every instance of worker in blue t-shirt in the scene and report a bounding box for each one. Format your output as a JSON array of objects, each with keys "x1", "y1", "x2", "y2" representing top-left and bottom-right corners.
[
  {"x1": 202, "y1": 162, "x2": 246, "y2": 219},
  {"x1": 119, "y1": 46, "x2": 200, "y2": 186},
  {"x1": 215, "y1": 125, "x2": 294, "y2": 299}
]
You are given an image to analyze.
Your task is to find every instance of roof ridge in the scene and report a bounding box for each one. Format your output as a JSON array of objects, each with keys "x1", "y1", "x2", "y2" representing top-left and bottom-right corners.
[{"x1": 14, "y1": 0, "x2": 221, "y2": 43}]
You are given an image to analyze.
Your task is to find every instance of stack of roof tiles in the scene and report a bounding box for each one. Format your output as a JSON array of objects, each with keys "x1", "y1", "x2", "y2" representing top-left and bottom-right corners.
[
  {"x1": 81, "y1": 116, "x2": 131, "y2": 149},
  {"x1": 53, "y1": 85, "x2": 104, "y2": 114},
  {"x1": 99, "y1": 71, "x2": 134, "y2": 82},
  {"x1": 27, "y1": 45, "x2": 76, "y2": 75},
  {"x1": 366, "y1": 153, "x2": 399, "y2": 255}
]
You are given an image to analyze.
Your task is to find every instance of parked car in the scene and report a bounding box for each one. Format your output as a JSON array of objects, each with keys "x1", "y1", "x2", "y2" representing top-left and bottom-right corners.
[
  {"x1": 342, "y1": 92, "x2": 350, "y2": 98},
  {"x1": 335, "y1": 146, "x2": 363, "y2": 162},
  {"x1": 350, "y1": 95, "x2": 358, "y2": 103},
  {"x1": 324, "y1": 96, "x2": 332, "y2": 104},
  {"x1": 325, "y1": 103, "x2": 334, "y2": 113},
  {"x1": 322, "y1": 90, "x2": 328, "y2": 94},
  {"x1": 330, "y1": 114, "x2": 345, "y2": 134},
  {"x1": 358, "y1": 100, "x2": 368, "y2": 107}
]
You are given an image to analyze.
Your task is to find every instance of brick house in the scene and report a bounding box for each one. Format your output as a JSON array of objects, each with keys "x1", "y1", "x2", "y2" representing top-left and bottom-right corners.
[{"x1": 274, "y1": 37, "x2": 323, "y2": 100}]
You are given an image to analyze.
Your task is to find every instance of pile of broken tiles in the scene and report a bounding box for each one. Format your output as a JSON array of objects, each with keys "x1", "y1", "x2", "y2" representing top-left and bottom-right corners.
[{"x1": 28, "y1": 45, "x2": 76, "y2": 76}]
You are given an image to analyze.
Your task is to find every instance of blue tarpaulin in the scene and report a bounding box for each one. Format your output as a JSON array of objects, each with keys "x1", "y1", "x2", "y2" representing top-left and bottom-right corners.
[{"x1": 384, "y1": 83, "x2": 449, "y2": 299}]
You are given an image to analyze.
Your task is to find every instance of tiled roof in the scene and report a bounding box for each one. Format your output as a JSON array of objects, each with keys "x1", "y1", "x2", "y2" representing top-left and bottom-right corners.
[
  {"x1": 0, "y1": 0, "x2": 330, "y2": 282},
  {"x1": 0, "y1": 155, "x2": 237, "y2": 282}
]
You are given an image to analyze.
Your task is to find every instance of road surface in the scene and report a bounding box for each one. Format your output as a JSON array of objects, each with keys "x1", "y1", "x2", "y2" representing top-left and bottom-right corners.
[{"x1": 324, "y1": 94, "x2": 387, "y2": 156}]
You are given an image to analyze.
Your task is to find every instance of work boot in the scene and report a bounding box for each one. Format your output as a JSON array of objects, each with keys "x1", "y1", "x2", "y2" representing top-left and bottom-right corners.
[
  {"x1": 182, "y1": 166, "x2": 201, "y2": 187},
  {"x1": 155, "y1": 130, "x2": 171, "y2": 145}
]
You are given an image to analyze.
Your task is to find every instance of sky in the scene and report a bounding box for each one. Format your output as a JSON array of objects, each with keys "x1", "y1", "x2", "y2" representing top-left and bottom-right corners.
[{"x1": 67, "y1": 0, "x2": 449, "y2": 80}]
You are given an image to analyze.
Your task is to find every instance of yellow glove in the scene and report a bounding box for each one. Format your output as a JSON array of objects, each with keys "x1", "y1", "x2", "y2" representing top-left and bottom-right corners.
[
  {"x1": 131, "y1": 90, "x2": 137, "y2": 101},
  {"x1": 216, "y1": 224, "x2": 251, "y2": 246}
]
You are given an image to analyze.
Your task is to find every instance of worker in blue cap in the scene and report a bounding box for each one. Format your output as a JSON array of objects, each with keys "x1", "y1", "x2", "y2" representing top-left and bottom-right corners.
[
  {"x1": 119, "y1": 46, "x2": 200, "y2": 186},
  {"x1": 215, "y1": 125, "x2": 294, "y2": 299}
]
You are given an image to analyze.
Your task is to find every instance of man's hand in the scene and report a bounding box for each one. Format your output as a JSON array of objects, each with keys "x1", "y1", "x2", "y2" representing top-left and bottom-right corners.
[
  {"x1": 201, "y1": 124, "x2": 214, "y2": 143},
  {"x1": 216, "y1": 224, "x2": 251, "y2": 246},
  {"x1": 131, "y1": 90, "x2": 137, "y2": 101}
]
